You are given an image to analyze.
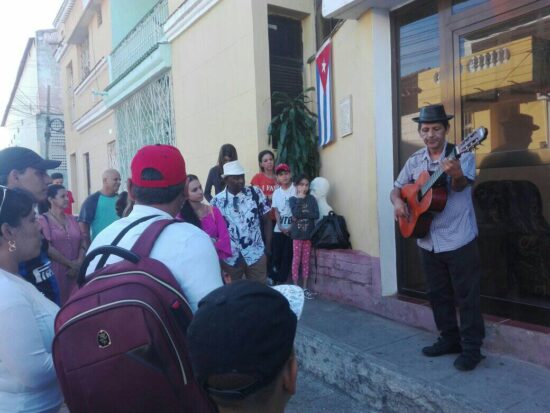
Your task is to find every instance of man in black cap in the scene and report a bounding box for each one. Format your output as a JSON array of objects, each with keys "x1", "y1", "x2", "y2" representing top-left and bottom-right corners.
[
  {"x1": 0, "y1": 147, "x2": 61, "y2": 304},
  {"x1": 390, "y1": 104, "x2": 485, "y2": 371},
  {"x1": 187, "y1": 281, "x2": 303, "y2": 412}
]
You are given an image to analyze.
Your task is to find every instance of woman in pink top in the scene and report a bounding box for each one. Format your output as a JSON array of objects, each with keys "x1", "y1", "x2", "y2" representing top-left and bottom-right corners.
[
  {"x1": 178, "y1": 175, "x2": 232, "y2": 263},
  {"x1": 38, "y1": 185, "x2": 84, "y2": 305}
]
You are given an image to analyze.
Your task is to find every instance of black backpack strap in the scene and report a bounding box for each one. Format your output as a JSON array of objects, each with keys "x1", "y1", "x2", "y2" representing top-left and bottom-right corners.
[
  {"x1": 250, "y1": 186, "x2": 266, "y2": 242},
  {"x1": 94, "y1": 215, "x2": 159, "y2": 271},
  {"x1": 250, "y1": 186, "x2": 262, "y2": 219},
  {"x1": 445, "y1": 142, "x2": 456, "y2": 158}
]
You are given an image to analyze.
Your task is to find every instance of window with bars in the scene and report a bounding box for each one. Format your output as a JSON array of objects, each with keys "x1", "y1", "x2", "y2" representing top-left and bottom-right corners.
[
  {"x1": 79, "y1": 35, "x2": 91, "y2": 81},
  {"x1": 107, "y1": 140, "x2": 118, "y2": 170}
]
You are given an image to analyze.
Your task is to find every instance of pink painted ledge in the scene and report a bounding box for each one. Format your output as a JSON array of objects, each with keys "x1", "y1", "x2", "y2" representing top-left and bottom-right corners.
[{"x1": 308, "y1": 249, "x2": 550, "y2": 369}]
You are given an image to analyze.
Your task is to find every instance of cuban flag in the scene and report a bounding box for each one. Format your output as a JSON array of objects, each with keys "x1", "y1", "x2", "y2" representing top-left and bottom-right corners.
[{"x1": 316, "y1": 39, "x2": 333, "y2": 147}]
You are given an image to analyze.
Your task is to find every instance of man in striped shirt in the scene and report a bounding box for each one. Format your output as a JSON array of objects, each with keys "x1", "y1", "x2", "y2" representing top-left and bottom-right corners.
[{"x1": 390, "y1": 104, "x2": 485, "y2": 371}]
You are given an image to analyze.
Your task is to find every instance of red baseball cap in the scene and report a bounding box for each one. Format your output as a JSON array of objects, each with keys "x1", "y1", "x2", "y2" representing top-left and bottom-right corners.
[
  {"x1": 131, "y1": 144, "x2": 187, "y2": 188},
  {"x1": 275, "y1": 163, "x2": 290, "y2": 174}
]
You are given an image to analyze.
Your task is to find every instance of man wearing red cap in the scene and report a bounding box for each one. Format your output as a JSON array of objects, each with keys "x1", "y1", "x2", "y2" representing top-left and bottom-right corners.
[{"x1": 86, "y1": 144, "x2": 223, "y2": 311}]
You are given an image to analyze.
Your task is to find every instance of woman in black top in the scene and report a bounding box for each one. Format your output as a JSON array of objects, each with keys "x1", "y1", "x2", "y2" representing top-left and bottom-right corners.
[{"x1": 204, "y1": 144, "x2": 238, "y2": 202}]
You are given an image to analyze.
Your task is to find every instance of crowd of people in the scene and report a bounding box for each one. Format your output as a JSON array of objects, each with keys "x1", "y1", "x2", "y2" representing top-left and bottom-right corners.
[
  {"x1": 0, "y1": 141, "x2": 316, "y2": 412},
  {"x1": 0, "y1": 102, "x2": 486, "y2": 412}
]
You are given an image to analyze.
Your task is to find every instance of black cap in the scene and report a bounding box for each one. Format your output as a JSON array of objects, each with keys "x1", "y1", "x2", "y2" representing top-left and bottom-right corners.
[
  {"x1": 187, "y1": 281, "x2": 300, "y2": 400},
  {"x1": 412, "y1": 104, "x2": 454, "y2": 123},
  {"x1": 0, "y1": 147, "x2": 61, "y2": 176}
]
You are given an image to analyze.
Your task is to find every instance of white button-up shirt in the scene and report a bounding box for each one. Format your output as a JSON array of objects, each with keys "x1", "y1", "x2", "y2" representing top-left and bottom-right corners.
[{"x1": 86, "y1": 205, "x2": 223, "y2": 312}]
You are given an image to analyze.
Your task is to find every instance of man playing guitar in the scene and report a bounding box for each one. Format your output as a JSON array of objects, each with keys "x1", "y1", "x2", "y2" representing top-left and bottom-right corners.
[{"x1": 390, "y1": 104, "x2": 485, "y2": 371}]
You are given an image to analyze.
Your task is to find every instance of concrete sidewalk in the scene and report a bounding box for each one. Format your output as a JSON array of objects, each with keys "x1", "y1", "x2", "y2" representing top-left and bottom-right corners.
[{"x1": 294, "y1": 298, "x2": 550, "y2": 412}]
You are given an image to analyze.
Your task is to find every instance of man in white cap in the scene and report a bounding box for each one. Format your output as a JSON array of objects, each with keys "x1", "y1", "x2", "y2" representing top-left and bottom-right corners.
[{"x1": 211, "y1": 160, "x2": 272, "y2": 283}]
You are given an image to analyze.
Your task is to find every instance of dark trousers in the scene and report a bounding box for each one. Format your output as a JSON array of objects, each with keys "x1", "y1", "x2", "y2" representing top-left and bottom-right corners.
[
  {"x1": 419, "y1": 239, "x2": 485, "y2": 352},
  {"x1": 271, "y1": 232, "x2": 293, "y2": 284}
]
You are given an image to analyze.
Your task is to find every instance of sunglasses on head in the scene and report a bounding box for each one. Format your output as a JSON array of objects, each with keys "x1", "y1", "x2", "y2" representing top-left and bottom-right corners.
[{"x1": 0, "y1": 185, "x2": 8, "y2": 217}]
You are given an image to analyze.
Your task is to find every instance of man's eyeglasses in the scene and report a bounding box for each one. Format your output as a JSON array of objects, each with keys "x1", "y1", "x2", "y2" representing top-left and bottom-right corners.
[{"x1": 0, "y1": 185, "x2": 8, "y2": 218}]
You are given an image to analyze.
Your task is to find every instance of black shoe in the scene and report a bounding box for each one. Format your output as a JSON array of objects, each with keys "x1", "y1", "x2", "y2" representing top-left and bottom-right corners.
[
  {"x1": 454, "y1": 352, "x2": 483, "y2": 371},
  {"x1": 422, "y1": 338, "x2": 462, "y2": 357}
]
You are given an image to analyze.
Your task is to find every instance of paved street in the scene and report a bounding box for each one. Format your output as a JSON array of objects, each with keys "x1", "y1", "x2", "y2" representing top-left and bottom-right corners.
[
  {"x1": 295, "y1": 298, "x2": 550, "y2": 412},
  {"x1": 287, "y1": 370, "x2": 371, "y2": 412}
]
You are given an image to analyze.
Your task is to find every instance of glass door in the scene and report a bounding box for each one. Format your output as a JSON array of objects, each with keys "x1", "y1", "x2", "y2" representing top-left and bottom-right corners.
[{"x1": 456, "y1": 8, "x2": 550, "y2": 324}]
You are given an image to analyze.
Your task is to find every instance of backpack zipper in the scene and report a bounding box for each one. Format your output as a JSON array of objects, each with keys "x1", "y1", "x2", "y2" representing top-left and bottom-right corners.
[
  {"x1": 58, "y1": 299, "x2": 187, "y2": 384},
  {"x1": 87, "y1": 270, "x2": 191, "y2": 310}
]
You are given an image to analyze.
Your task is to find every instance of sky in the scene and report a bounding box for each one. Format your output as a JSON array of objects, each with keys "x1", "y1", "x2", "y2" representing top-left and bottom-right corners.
[{"x1": 0, "y1": 0, "x2": 62, "y2": 149}]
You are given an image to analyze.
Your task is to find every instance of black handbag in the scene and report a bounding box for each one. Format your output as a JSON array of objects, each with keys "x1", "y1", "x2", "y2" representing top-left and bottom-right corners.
[{"x1": 311, "y1": 211, "x2": 352, "y2": 250}]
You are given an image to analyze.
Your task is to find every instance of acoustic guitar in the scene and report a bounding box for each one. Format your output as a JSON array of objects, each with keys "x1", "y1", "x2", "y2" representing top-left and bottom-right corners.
[{"x1": 398, "y1": 127, "x2": 488, "y2": 238}]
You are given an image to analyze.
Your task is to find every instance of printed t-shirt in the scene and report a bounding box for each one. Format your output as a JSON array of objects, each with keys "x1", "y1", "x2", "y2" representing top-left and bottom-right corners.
[
  {"x1": 18, "y1": 239, "x2": 60, "y2": 305},
  {"x1": 272, "y1": 184, "x2": 296, "y2": 233},
  {"x1": 251, "y1": 173, "x2": 277, "y2": 221},
  {"x1": 211, "y1": 186, "x2": 271, "y2": 266}
]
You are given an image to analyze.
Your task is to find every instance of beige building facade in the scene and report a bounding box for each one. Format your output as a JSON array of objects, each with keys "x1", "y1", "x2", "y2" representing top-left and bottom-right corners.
[{"x1": 54, "y1": 0, "x2": 116, "y2": 207}]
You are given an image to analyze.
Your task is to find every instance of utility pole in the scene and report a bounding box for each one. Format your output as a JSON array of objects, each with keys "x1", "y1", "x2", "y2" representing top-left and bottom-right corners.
[{"x1": 45, "y1": 85, "x2": 51, "y2": 159}]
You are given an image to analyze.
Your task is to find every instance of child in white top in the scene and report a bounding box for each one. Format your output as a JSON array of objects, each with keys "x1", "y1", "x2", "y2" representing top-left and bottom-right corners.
[{"x1": 270, "y1": 164, "x2": 296, "y2": 284}]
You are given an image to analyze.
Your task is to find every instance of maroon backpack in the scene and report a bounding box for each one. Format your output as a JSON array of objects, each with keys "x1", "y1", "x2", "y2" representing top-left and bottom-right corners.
[{"x1": 52, "y1": 219, "x2": 216, "y2": 413}]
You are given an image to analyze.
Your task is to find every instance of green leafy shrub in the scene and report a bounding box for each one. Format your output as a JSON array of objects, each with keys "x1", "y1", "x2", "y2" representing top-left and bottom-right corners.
[{"x1": 268, "y1": 87, "x2": 320, "y2": 179}]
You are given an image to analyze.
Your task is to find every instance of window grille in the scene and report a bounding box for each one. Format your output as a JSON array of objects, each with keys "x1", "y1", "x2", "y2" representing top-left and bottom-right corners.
[{"x1": 115, "y1": 72, "x2": 175, "y2": 185}]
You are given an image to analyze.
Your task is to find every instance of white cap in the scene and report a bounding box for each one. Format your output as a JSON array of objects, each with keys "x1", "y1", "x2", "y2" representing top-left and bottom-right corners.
[{"x1": 222, "y1": 160, "x2": 246, "y2": 177}]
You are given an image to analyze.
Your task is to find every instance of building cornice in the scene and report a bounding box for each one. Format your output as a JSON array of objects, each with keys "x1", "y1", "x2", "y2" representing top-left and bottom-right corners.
[
  {"x1": 163, "y1": 0, "x2": 220, "y2": 43},
  {"x1": 322, "y1": 0, "x2": 412, "y2": 19},
  {"x1": 53, "y1": 0, "x2": 75, "y2": 28},
  {"x1": 54, "y1": 42, "x2": 68, "y2": 63},
  {"x1": 73, "y1": 100, "x2": 112, "y2": 132},
  {"x1": 74, "y1": 57, "x2": 107, "y2": 96},
  {"x1": 104, "y1": 44, "x2": 171, "y2": 109}
]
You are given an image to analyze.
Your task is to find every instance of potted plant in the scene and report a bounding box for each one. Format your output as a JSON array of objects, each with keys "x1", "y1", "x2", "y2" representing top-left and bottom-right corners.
[{"x1": 268, "y1": 87, "x2": 320, "y2": 178}]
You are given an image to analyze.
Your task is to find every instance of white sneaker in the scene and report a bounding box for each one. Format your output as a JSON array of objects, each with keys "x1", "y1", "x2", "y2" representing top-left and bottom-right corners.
[{"x1": 304, "y1": 288, "x2": 315, "y2": 300}]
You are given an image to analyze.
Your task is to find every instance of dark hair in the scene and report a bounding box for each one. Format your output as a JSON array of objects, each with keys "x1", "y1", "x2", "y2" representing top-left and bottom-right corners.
[
  {"x1": 0, "y1": 188, "x2": 35, "y2": 238},
  {"x1": 0, "y1": 167, "x2": 27, "y2": 186},
  {"x1": 132, "y1": 168, "x2": 185, "y2": 205},
  {"x1": 417, "y1": 120, "x2": 450, "y2": 132},
  {"x1": 293, "y1": 174, "x2": 310, "y2": 194},
  {"x1": 179, "y1": 174, "x2": 201, "y2": 228},
  {"x1": 50, "y1": 172, "x2": 63, "y2": 180},
  {"x1": 257, "y1": 150, "x2": 275, "y2": 172},
  {"x1": 217, "y1": 144, "x2": 238, "y2": 171},
  {"x1": 38, "y1": 184, "x2": 65, "y2": 213},
  {"x1": 116, "y1": 191, "x2": 129, "y2": 218}
]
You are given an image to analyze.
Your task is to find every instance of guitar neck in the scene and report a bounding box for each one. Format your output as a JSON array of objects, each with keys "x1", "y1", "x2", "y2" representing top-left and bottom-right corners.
[{"x1": 419, "y1": 150, "x2": 457, "y2": 198}]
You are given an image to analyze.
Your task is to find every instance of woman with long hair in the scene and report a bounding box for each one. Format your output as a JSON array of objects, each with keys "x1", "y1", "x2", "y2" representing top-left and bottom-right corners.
[
  {"x1": 179, "y1": 175, "x2": 232, "y2": 263},
  {"x1": 289, "y1": 175, "x2": 319, "y2": 299},
  {"x1": 0, "y1": 187, "x2": 63, "y2": 412},
  {"x1": 250, "y1": 150, "x2": 277, "y2": 204},
  {"x1": 38, "y1": 185, "x2": 84, "y2": 305},
  {"x1": 204, "y1": 144, "x2": 238, "y2": 202}
]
